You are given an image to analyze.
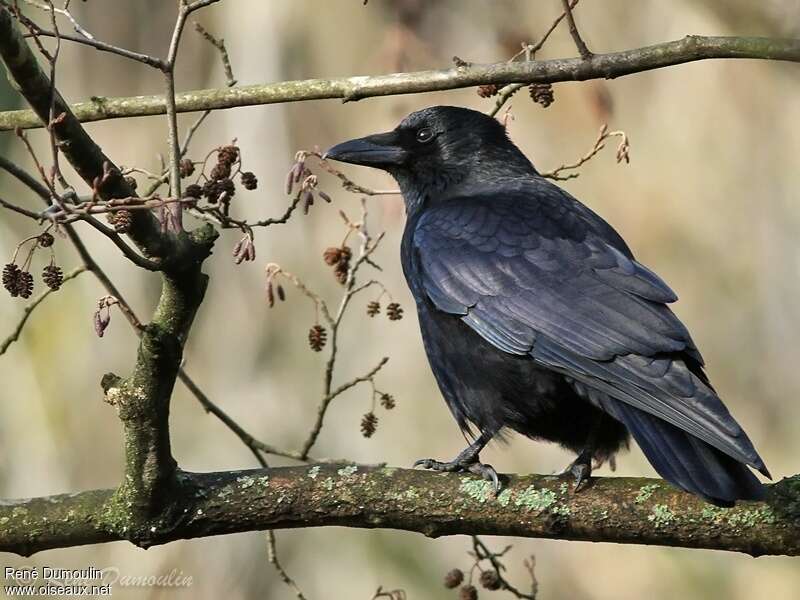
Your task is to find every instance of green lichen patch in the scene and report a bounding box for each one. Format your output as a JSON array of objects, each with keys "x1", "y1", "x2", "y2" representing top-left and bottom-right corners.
[
  {"x1": 459, "y1": 478, "x2": 495, "y2": 504},
  {"x1": 236, "y1": 476, "x2": 256, "y2": 489},
  {"x1": 727, "y1": 507, "x2": 777, "y2": 529},
  {"x1": 648, "y1": 504, "x2": 675, "y2": 528},
  {"x1": 635, "y1": 484, "x2": 660, "y2": 504},
  {"x1": 337, "y1": 465, "x2": 358, "y2": 477},
  {"x1": 701, "y1": 505, "x2": 725, "y2": 523},
  {"x1": 307, "y1": 466, "x2": 321, "y2": 480},
  {"x1": 497, "y1": 489, "x2": 512, "y2": 507},
  {"x1": 323, "y1": 478, "x2": 335, "y2": 492},
  {"x1": 404, "y1": 488, "x2": 421, "y2": 500},
  {"x1": 514, "y1": 486, "x2": 557, "y2": 512}
]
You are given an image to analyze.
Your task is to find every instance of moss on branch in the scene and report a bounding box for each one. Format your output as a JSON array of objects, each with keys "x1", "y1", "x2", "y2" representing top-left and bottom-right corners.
[
  {"x1": 0, "y1": 35, "x2": 798, "y2": 131},
  {"x1": 1, "y1": 466, "x2": 797, "y2": 557}
]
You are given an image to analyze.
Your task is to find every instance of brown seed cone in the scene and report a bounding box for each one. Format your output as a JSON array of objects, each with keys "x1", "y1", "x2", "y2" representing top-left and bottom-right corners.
[
  {"x1": 38, "y1": 232, "x2": 55, "y2": 248},
  {"x1": 479, "y1": 570, "x2": 501, "y2": 591},
  {"x1": 443, "y1": 569, "x2": 464, "y2": 589},
  {"x1": 217, "y1": 144, "x2": 240, "y2": 165},
  {"x1": 210, "y1": 161, "x2": 232, "y2": 181},
  {"x1": 240, "y1": 171, "x2": 258, "y2": 190},
  {"x1": 379, "y1": 393, "x2": 395, "y2": 410},
  {"x1": 179, "y1": 158, "x2": 195, "y2": 178},
  {"x1": 218, "y1": 178, "x2": 236, "y2": 202},
  {"x1": 459, "y1": 585, "x2": 478, "y2": 600},
  {"x1": 16, "y1": 270, "x2": 34, "y2": 299},
  {"x1": 366, "y1": 300, "x2": 380, "y2": 317},
  {"x1": 203, "y1": 179, "x2": 222, "y2": 203},
  {"x1": 334, "y1": 264, "x2": 348, "y2": 285},
  {"x1": 323, "y1": 247, "x2": 343, "y2": 266},
  {"x1": 3, "y1": 263, "x2": 21, "y2": 297},
  {"x1": 308, "y1": 324, "x2": 327, "y2": 352},
  {"x1": 185, "y1": 183, "x2": 203, "y2": 198},
  {"x1": 477, "y1": 84, "x2": 500, "y2": 98},
  {"x1": 386, "y1": 302, "x2": 404, "y2": 321},
  {"x1": 529, "y1": 82, "x2": 554, "y2": 107},
  {"x1": 42, "y1": 264, "x2": 63, "y2": 291},
  {"x1": 111, "y1": 209, "x2": 133, "y2": 233},
  {"x1": 360, "y1": 411, "x2": 378, "y2": 438}
]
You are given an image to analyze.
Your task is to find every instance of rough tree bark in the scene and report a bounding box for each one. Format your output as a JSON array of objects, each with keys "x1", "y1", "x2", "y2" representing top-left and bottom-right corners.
[{"x1": 1, "y1": 466, "x2": 799, "y2": 558}]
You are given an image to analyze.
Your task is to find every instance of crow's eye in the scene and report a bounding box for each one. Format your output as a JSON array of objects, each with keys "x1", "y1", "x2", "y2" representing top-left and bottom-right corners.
[{"x1": 416, "y1": 127, "x2": 435, "y2": 143}]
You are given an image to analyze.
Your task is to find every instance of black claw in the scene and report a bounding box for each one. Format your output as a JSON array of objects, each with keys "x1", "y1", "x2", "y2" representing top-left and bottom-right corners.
[
  {"x1": 571, "y1": 461, "x2": 592, "y2": 492},
  {"x1": 467, "y1": 462, "x2": 500, "y2": 493},
  {"x1": 414, "y1": 456, "x2": 501, "y2": 493}
]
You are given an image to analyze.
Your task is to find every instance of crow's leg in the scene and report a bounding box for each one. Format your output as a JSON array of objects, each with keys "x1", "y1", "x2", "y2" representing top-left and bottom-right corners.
[
  {"x1": 414, "y1": 431, "x2": 499, "y2": 492},
  {"x1": 557, "y1": 427, "x2": 600, "y2": 492}
]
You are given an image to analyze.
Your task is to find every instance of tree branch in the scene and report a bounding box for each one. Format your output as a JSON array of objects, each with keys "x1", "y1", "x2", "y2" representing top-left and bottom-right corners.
[
  {"x1": 0, "y1": 6, "x2": 168, "y2": 261},
  {"x1": 0, "y1": 266, "x2": 87, "y2": 355},
  {"x1": 0, "y1": 35, "x2": 797, "y2": 131},
  {"x1": 1, "y1": 466, "x2": 797, "y2": 558}
]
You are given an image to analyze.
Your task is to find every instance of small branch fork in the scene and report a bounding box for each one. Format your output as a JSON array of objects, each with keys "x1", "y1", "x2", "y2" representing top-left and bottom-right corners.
[
  {"x1": 561, "y1": 0, "x2": 592, "y2": 60},
  {"x1": 540, "y1": 123, "x2": 630, "y2": 180}
]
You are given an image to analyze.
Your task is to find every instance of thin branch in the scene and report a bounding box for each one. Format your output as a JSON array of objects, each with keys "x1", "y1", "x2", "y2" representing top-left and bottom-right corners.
[
  {"x1": 0, "y1": 195, "x2": 42, "y2": 220},
  {"x1": 3, "y1": 35, "x2": 799, "y2": 130},
  {"x1": 1, "y1": 267, "x2": 87, "y2": 355},
  {"x1": 488, "y1": 0, "x2": 579, "y2": 118},
  {"x1": 193, "y1": 22, "x2": 236, "y2": 87},
  {"x1": 19, "y1": 0, "x2": 94, "y2": 40},
  {"x1": 266, "y1": 531, "x2": 308, "y2": 600},
  {"x1": 299, "y1": 357, "x2": 389, "y2": 460},
  {"x1": 561, "y1": 0, "x2": 592, "y2": 59},
  {"x1": 540, "y1": 123, "x2": 630, "y2": 180}
]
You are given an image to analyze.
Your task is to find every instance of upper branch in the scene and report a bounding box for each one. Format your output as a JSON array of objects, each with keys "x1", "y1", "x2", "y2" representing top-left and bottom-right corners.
[
  {"x1": 0, "y1": 35, "x2": 798, "y2": 130},
  {"x1": 0, "y1": 6, "x2": 166, "y2": 262},
  {"x1": 0, "y1": 466, "x2": 797, "y2": 557}
]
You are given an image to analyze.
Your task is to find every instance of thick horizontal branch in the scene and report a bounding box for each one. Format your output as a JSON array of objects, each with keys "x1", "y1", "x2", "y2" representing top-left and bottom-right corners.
[
  {"x1": 1, "y1": 465, "x2": 798, "y2": 557},
  {"x1": 1, "y1": 35, "x2": 798, "y2": 131}
]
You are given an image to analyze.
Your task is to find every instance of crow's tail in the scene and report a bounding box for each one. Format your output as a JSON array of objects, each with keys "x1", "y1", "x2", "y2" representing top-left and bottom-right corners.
[{"x1": 609, "y1": 400, "x2": 765, "y2": 506}]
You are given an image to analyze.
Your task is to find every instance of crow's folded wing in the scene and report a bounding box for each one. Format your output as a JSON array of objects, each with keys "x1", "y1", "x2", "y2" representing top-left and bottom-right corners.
[{"x1": 412, "y1": 188, "x2": 766, "y2": 472}]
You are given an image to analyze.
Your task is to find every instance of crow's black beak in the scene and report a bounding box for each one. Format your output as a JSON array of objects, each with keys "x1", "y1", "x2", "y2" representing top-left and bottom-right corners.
[{"x1": 324, "y1": 131, "x2": 406, "y2": 168}]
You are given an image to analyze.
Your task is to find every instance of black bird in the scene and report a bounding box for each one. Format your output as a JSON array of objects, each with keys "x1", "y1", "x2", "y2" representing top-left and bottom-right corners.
[{"x1": 325, "y1": 105, "x2": 769, "y2": 505}]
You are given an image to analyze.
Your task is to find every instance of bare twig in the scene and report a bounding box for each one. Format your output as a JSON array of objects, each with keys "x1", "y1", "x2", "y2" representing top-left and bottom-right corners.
[
  {"x1": 266, "y1": 531, "x2": 308, "y2": 600},
  {"x1": 0, "y1": 195, "x2": 42, "y2": 220},
  {"x1": 19, "y1": 0, "x2": 94, "y2": 40},
  {"x1": 540, "y1": 123, "x2": 630, "y2": 180},
  {"x1": 193, "y1": 22, "x2": 236, "y2": 87},
  {"x1": 471, "y1": 537, "x2": 537, "y2": 600},
  {"x1": 489, "y1": 0, "x2": 579, "y2": 117},
  {"x1": 561, "y1": 0, "x2": 592, "y2": 59},
  {"x1": 1, "y1": 267, "x2": 87, "y2": 355}
]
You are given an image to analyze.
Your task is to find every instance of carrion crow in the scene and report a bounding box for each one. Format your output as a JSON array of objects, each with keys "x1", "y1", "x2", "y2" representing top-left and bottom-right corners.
[{"x1": 325, "y1": 105, "x2": 769, "y2": 506}]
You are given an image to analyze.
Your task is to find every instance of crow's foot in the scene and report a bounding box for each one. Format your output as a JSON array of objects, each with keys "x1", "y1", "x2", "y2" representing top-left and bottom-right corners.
[
  {"x1": 557, "y1": 455, "x2": 593, "y2": 492},
  {"x1": 414, "y1": 456, "x2": 500, "y2": 493}
]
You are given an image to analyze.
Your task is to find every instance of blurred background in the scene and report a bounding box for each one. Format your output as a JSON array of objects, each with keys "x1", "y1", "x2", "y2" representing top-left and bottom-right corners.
[{"x1": 1, "y1": 1, "x2": 799, "y2": 598}]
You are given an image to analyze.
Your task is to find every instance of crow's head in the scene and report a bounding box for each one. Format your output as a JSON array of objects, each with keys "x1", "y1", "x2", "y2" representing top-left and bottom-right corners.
[{"x1": 325, "y1": 106, "x2": 535, "y2": 208}]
